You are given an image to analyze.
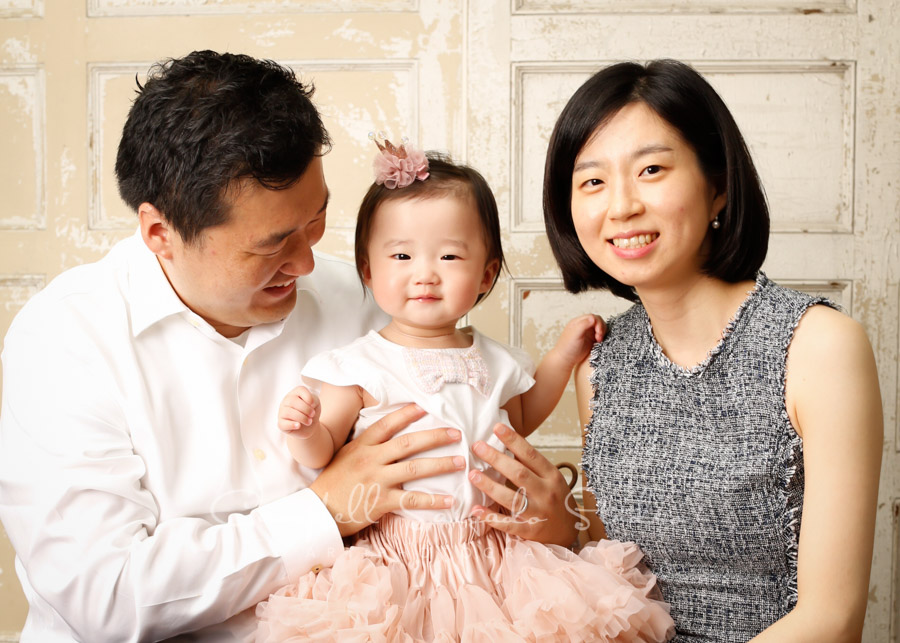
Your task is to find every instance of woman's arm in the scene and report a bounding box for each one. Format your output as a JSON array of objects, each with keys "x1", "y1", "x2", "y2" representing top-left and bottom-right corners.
[
  {"x1": 751, "y1": 305, "x2": 882, "y2": 641},
  {"x1": 574, "y1": 356, "x2": 607, "y2": 543}
]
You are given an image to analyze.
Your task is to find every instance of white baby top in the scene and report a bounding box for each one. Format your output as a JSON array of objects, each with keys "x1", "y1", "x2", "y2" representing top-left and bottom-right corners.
[{"x1": 301, "y1": 327, "x2": 536, "y2": 522}]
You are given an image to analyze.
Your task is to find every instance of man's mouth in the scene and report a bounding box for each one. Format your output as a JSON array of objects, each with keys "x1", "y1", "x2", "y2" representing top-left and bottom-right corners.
[{"x1": 265, "y1": 279, "x2": 296, "y2": 292}]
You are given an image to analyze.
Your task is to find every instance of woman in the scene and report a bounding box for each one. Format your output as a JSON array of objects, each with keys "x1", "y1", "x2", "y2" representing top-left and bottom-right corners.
[{"x1": 536, "y1": 59, "x2": 882, "y2": 640}]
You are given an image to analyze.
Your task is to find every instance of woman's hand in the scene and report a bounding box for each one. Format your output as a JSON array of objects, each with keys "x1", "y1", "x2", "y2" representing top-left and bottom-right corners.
[
  {"x1": 468, "y1": 423, "x2": 578, "y2": 547},
  {"x1": 309, "y1": 404, "x2": 466, "y2": 537}
]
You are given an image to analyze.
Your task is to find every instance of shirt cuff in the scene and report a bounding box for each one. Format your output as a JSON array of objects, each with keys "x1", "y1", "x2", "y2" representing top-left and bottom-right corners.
[{"x1": 256, "y1": 488, "x2": 344, "y2": 579}]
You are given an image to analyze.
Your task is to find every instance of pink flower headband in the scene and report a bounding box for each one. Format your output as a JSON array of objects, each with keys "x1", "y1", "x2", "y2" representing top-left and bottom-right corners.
[{"x1": 370, "y1": 131, "x2": 429, "y2": 189}]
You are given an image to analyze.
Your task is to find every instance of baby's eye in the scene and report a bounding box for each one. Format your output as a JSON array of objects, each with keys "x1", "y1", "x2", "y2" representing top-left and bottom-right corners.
[
  {"x1": 641, "y1": 165, "x2": 662, "y2": 176},
  {"x1": 391, "y1": 253, "x2": 411, "y2": 260},
  {"x1": 441, "y1": 255, "x2": 459, "y2": 261}
]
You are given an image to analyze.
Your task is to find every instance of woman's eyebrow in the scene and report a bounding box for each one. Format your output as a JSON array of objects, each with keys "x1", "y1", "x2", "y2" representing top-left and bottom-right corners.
[{"x1": 573, "y1": 144, "x2": 674, "y2": 173}]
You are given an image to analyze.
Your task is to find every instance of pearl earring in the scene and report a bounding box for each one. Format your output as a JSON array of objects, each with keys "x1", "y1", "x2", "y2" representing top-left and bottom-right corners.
[{"x1": 711, "y1": 217, "x2": 721, "y2": 230}]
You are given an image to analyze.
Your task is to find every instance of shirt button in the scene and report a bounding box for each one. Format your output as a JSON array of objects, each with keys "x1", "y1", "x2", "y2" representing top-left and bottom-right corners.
[
  {"x1": 253, "y1": 449, "x2": 266, "y2": 461},
  {"x1": 311, "y1": 564, "x2": 323, "y2": 573}
]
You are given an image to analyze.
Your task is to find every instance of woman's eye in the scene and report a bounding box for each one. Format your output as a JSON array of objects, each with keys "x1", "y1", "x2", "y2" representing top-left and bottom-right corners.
[
  {"x1": 641, "y1": 165, "x2": 662, "y2": 176},
  {"x1": 584, "y1": 178, "x2": 603, "y2": 187}
]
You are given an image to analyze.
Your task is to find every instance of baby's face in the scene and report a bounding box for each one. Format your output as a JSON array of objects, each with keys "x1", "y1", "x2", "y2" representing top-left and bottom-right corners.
[{"x1": 361, "y1": 194, "x2": 498, "y2": 338}]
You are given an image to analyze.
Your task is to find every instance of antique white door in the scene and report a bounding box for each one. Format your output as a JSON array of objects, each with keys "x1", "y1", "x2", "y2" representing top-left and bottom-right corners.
[
  {"x1": 1, "y1": 0, "x2": 897, "y2": 638},
  {"x1": 464, "y1": 1, "x2": 899, "y2": 639}
]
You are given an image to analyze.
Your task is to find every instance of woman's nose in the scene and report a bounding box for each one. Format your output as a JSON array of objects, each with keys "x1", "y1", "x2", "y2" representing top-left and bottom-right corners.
[{"x1": 607, "y1": 180, "x2": 643, "y2": 221}]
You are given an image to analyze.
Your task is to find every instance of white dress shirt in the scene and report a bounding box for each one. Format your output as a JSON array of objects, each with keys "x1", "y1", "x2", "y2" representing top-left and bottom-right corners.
[{"x1": 0, "y1": 231, "x2": 387, "y2": 642}]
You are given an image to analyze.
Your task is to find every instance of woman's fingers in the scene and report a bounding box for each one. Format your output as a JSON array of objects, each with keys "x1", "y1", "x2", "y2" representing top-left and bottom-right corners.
[{"x1": 469, "y1": 424, "x2": 579, "y2": 546}]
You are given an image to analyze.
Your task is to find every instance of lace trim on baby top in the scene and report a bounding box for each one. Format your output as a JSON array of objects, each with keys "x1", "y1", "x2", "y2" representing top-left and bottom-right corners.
[
  {"x1": 403, "y1": 344, "x2": 491, "y2": 396},
  {"x1": 644, "y1": 272, "x2": 768, "y2": 378}
]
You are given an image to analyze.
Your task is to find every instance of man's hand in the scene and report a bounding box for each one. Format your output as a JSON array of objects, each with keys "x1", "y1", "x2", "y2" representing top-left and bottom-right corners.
[
  {"x1": 308, "y1": 404, "x2": 465, "y2": 537},
  {"x1": 468, "y1": 423, "x2": 578, "y2": 547}
]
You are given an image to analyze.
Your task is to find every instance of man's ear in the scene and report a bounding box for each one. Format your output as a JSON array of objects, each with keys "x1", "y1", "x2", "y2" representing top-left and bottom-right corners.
[{"x1": 139, "y1": 203, "x2": 174, "y2": 260}]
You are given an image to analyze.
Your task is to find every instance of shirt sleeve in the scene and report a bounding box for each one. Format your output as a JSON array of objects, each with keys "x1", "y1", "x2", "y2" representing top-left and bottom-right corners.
[{"x1": 0, "y1": 313, "x2": 343, "y2": 641}]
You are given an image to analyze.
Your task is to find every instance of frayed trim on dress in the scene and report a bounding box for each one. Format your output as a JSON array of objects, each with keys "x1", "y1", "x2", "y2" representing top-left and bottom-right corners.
[
  {"x1": 778, "y1": 293, "x2": 839, "y2": 609},
  {"x1": 643, "y1": 272, "x2": 768, "y2": 379}
]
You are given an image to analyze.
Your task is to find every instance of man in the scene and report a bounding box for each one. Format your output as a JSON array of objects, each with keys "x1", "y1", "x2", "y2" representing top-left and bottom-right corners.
[
  {"x1": 1, "y1": 49, "x2": 578, "y2": 642},
  {"x1": 0, "y1": 50, "x2": 468, "y2": 641}
]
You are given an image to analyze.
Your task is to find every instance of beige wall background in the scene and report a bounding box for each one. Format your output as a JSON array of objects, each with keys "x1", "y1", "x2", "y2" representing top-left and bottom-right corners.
[{"x1": 1, "y1": 0, "x2": 898, "y2": 639}]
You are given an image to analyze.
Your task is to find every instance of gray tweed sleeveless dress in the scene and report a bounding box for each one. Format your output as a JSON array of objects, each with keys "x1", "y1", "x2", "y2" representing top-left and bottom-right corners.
[{"x1": 582, "y1": 273, "x2": 836, "y2": 641}]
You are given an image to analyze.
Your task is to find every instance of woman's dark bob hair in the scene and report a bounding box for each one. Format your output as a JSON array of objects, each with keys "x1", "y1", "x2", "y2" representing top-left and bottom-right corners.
[{"x1": 543, "y1": 59, "x2": 769, "y2": 302}]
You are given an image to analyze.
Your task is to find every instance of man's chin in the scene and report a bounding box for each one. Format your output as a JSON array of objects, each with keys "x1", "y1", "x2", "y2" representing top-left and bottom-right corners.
[{"x1": 251, "y1": 291, "x2": 298, "y2": 325}]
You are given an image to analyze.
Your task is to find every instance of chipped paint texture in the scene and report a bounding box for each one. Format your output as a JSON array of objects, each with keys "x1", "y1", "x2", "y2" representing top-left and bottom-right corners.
[
  {"x1": 0, "y1": 69, "x2": 44, "y2": 229},
  {"x1": 89, "y1": 0, "x2": 416, "y2": 17},
  {"x1": 1, "y1": 37, "x2": 36, "y2": 64}
]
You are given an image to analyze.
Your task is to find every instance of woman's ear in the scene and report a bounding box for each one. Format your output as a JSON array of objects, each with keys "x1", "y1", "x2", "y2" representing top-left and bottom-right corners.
[{"x1": 139, "y1": 203, "x2": 175, "y2": 260}]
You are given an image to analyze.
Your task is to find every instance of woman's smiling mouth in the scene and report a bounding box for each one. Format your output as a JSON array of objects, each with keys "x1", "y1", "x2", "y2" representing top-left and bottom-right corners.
[{"x1": 610, "y1": 233, "x2": 659, "y2": 250}]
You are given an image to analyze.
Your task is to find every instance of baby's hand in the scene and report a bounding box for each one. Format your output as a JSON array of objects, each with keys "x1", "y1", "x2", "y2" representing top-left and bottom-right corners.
[
  {"x1": 555, "y1": 314, "x2": 607, "y2": 369},
  {"x1": 278, "y1": 386, "x2": 321, "y2": 437}
]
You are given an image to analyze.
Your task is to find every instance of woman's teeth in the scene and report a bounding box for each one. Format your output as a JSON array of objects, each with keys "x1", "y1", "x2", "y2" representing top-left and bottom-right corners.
[{"x1": 612, "y1": 234, "x2": 658, "y2": 249}]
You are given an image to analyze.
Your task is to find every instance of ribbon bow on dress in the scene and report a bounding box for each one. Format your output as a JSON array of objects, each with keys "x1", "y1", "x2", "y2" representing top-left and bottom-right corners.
[{"x1": 403, "y1": 345, "x2": 491, "y2": 396}]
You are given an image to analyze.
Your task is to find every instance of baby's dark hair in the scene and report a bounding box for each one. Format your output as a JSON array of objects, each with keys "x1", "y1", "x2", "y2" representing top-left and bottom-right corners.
[{"x1": 355, "y1": 152, "x2": 505, "y2": 305}]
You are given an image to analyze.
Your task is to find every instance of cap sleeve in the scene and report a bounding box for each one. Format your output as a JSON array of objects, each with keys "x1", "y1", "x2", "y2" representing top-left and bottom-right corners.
[
  {"x1": 300, "y1": 343, "x2": 384, "y2": 400},
  {"x1": 471, "y1": 331, "x2": 535, "y2": 406}
]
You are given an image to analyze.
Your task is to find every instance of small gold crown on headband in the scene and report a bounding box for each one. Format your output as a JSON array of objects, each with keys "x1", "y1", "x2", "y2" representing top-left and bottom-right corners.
[{"x1": 369, "y1": 130, "x2": 429, "y2": 189}]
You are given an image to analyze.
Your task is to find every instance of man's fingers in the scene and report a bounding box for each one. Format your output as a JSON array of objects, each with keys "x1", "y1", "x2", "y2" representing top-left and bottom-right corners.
[
  {"x1": 392, "y1": 489, "x2": 454, "y2": 512},
  {"x1": 385, "y1": 454, "x2": 466, "y2": 487},
  {"x1": 354, "y1": 404, "x2": 427, "y2": 445}
]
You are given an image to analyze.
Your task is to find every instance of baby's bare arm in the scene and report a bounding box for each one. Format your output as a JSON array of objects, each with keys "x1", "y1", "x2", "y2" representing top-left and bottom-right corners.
[
  {"x1": 519, "y1": 314, "x2": 605, "y2": 436},
  {"x1": 281, "y1": 383, "x2": 363, "y2": 469}
]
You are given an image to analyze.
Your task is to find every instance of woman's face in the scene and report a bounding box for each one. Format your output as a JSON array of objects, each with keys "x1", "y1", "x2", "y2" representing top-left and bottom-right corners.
[{"x1": 570, "y1": 102, "x2": 726, "y2": 295}]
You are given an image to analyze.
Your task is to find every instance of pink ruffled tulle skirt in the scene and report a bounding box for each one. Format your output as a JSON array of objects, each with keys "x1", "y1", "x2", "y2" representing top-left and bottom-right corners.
[{"x1": 255, "y1": 513, "x2": 674, "y2": 642}]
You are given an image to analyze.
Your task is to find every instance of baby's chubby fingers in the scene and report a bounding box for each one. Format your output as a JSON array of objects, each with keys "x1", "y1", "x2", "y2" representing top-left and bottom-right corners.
[{"x1": 585, "y1": 313, "x2": 607, "y2": 343}]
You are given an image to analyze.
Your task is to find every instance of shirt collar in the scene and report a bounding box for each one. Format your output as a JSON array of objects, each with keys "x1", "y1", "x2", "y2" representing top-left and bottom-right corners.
[
  {"x1": 128, "y1": 230, "x2": 192, "y2": 337},
  {"x1": 294, "y1": 270, "x2": 322, "y2": 303}
]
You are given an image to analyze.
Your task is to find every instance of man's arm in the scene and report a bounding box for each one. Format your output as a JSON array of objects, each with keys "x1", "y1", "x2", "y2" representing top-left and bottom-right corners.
[
  {"x1": 0, "y1": 320, "x2": 338, "y2": 640},
  {"x1": 0, "y1": 317, "x2": 464, "y2": 640}
]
